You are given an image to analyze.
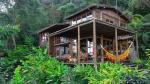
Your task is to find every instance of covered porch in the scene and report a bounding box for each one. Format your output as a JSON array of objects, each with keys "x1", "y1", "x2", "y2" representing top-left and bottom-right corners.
[{"x1": 48, "y1": 19, "x2": 137, "y2": 64}]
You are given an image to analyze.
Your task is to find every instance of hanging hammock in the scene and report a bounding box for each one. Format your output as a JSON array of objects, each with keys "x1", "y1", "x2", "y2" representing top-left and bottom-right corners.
[{"x1": 100, "y1": 42, "x2": 133, "y2": 62}]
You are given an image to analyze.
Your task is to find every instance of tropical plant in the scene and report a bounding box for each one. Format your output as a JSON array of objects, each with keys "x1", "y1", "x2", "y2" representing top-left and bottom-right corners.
[
  {"x1": 73, "y1": 65, "x2": 94, "y2": 83},
  {"x1": 58, "y1": 2, "x2": 77, "y2": 17},
  {"x1": 0, "y1": 45, "x2": 33, "y2": 82},
  {"x1": 73, "y1": 62, "x2": 146, "y2": 84},
  {"x1": 145, "y1": 49, "x2": 150, "y2": 69},
  {"x1": 11, "y1": 66, "x2": 23, "y2": 84},
  {"x1": 86, "y1": 63, "x2": 129, "y2": 84},
  {"x1": 0, "y1": 25, "x2": 19, "y2": 51},
  {"x1": 11, "y1": 48, "x2": 69, "y2": 84}
]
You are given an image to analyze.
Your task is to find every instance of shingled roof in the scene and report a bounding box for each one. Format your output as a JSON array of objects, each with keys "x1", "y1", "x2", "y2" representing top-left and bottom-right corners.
[{"x1": 65, "y1": 4, "x2": 129, "y2": 21}]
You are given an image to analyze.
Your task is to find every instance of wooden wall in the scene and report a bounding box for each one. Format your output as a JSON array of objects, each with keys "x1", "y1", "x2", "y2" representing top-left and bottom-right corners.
[
  {"x1": 93, "y1": 9, "x2": 127, "y2": 27},
  {"x1": 67, "y1": 8, "x2": 128, "y2": 28}
]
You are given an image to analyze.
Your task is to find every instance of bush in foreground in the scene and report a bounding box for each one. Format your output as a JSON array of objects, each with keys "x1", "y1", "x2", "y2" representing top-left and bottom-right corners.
[
  {"x1": 11, "y1": 48, "x2": 149, "y2": 84},
  {"x1": 11, "y1": 48, "x2": 68, "y2": 84}
]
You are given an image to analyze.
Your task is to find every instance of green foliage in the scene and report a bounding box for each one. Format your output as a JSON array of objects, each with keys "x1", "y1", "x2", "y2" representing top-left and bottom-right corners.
[
  {"x1": 128, "y1": 0, "x2": 150, "y2": 15},
  {"x1": 24, "y1": 35, "x2": 34, "y2": 46},
  {"x1": 11, "y1": 48, "x2": 69, "y2": 84},
  {"x1": 0, "y1": 45, "x2": 32, "y2": 82},
  {"x1": 58, "y1": 2, "x2": 77, "y2": 17},
  {"x1": 145, "y1": 49, "x2": 150, "y2": 69},
  {"x1": 0, "y1": 25, "x2": 19, "y2": 39},
  {"x1": 0, "y1": 25, "x2": 19, "y2": 51},
  {"x1": 86, "y1": 63, "x2": 128, "y2": 84},
  {"x1": 145, "y1": 49, "x2": 150, "y2": 58},
  {"x1": 11, "y1": 66, "x2": 23, "y2": 84},
  {"x1": 73, "y1": 62, "x2": 147, "y2": 84},
  {"x1": 124, "y1": 68, "x2": 149, "y2": 84},
  {"x1": 128, "y1": 14, "x2": 144, "y2": 29},
  {"x1": 127, "y1": 13, "x2": 150, "y2": 58},
  {"x1": 73, "y1": 65, "x2": 94, "y2": 83}
]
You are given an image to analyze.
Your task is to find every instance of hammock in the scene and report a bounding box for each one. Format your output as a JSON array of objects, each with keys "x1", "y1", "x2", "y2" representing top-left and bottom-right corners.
[{"x1": 100, "y1": 42, "x2": 133, "y2": 62}]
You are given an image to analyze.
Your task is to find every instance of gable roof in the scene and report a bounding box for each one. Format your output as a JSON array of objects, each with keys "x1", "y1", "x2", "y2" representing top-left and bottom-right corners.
[
  {"x1": 38, "y1": 23, "x2": 70, "y2": 34},
  {"x1": 65, "y1": 4, "x2": 129, "y2": 21}
]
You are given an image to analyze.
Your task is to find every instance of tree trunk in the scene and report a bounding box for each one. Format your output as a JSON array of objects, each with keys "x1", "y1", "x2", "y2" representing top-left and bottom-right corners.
[{"x1": 12, "y1": 35, "x2": 16, "y2": 49}]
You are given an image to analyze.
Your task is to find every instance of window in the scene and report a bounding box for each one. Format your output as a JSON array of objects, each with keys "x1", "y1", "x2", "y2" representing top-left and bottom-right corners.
[
  {"x1": 106, "y1": 19, "x2": 109, "y2": 22},
  {"x1": 82, "y1": 14, "x2": 86, "y2": 18},
  {"x1": 120, "y1": 23, "x2": 126, "y2": 27},
  {"x1": 105, "y1": 18, "x2": 114, "y2": 24},
  {"x1": 87, "y1": 11, "x2": 92, "y2": 16},
  {"x1": 110, "y1": 20, "x2": 114, "y2": 24}
]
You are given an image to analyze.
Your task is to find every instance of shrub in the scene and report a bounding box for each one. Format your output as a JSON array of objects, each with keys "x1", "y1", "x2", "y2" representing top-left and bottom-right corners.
[
  {"x1": 124, "y1": 70, "x2": 149, "y2": 84},
  {"x1": 11, "y1": 66, "x2": 23, "y2": 84},
  {"x1": 73, "y1": 65, "x2": 94, "y2": 84},
  {"x1": 73, "y1": 62, "x2": 146, "y2": 84},
  {"x1": 86, "y1": 63, "x2": 129, "y2": 84},
  {"x1": 0, "y1": 45, "x2": 32, "y2": 82},
  {"x1": 145, "y1": 49, "x2": 150, "y2": 69},
  {"x1": 11, "y1": 48, "x2": 69, "y2": 84}
]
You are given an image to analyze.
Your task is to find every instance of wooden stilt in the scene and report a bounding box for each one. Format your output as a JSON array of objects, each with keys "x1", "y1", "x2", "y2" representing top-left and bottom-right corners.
[
  {"x1": 86, "y1": 39, "x2": 88, "y2": 62},
  {"x1": 39, "y1": 34, "x2": 41, "y2": 47},
  {"x1": 69, "y1": 38, "x2": 73, "y2": 56},
  {"x1": 120, "y1": 42, "x2": 122, "y2": 53},
  {"x1": 101, "y1": 35, "x2": 104, "y2": 63},
  {"x1": 93, "y1": 19, "x2": 97, "y2": 71},
  {"x1": 48, "y1": 36, "x2": 50, "y2": 55},
  {"x1": 77, "y1": 26, "x2": 81, "y2": 64},
  {"x1": 54, "y1": 36, "x2": 56, "y2": 56},
  {"x1": 115, "y1": 28, "x2": 118, "y2": 62}
]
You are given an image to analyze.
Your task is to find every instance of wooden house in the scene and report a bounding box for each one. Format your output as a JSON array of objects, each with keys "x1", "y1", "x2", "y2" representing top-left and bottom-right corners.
[{"x1": 38, "y1": 5, "x2": 138, "y2": 65}]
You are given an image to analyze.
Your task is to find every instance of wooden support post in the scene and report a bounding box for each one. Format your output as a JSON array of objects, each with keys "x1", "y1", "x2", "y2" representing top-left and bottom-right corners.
[
  {"x1": 48, "y1": 36, "x2": 50, "y2": 55},
  {"x1": 120, "y1": 42, "x2": 122, "y2": 53},
  {"x1": 69, "y1": 38, "x2": 73, "y2": 56},
  {"x1": 100, "y1": 12, "x2": 103, "y2": 20},
  {"x1": 101, "y1": 35, "x2": 104, "y2": 63},
  {"x1": 77, "y1": 26, "x2": 80, "y2": 64},
  {"x1": 115, "y1": 28, "x2": 119, "y2": 62},
  {"x1": 93, "y1": 19, "x2": 97, "y2": 71},
  {"x1": 54, "y1": 36, "x2": 56, "y2": 56},
  {"x1": 86, "y1": 39, "x2": 88, "y2": 61},
  {"x1": 39, "y1": 34, "x2": 41, "y2": 46},
  {"x1": 135, "y1": 32, "x2": 139, "y2": 58},
  {"x1": 126, "y1": 39, "x2": 128, "y2": 49},
  {"x1": 51, "y1": 36, "x2": 54, "y2": 56}
]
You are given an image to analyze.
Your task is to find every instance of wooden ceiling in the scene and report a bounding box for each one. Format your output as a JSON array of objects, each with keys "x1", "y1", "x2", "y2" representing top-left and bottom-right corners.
[{"x1": 55, "y1": 20, "x2": 135, "y2": 39}]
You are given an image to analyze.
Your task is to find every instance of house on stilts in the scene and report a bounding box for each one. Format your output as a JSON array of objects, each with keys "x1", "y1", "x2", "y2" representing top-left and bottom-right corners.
[{"x1": 38, "y1": 5, "x2": 138, "y2": 64}]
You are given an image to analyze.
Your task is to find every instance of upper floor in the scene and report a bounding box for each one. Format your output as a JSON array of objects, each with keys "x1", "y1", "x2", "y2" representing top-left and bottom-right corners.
[
  {"x1": 65, "y1": 5, "x2": 129, "y2": 28},
  {"x1": 38, "y1": 5, "x2": 131, "y2": 46}
]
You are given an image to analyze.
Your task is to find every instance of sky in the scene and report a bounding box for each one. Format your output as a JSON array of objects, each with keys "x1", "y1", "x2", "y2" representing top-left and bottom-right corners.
[{"x1": 0, "y1": 0, "x2": 15, "y2": 12}]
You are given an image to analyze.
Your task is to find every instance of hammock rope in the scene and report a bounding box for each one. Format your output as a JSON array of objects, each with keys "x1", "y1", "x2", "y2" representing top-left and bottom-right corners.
[{"x1": 100, "y1": 42, "x2": 133, "y2": 62}]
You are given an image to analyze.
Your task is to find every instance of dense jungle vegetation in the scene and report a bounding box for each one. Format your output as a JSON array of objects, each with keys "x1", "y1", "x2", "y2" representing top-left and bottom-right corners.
[{"x1": 0, "y1": 0, "x2": 150, "y2": 84}]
